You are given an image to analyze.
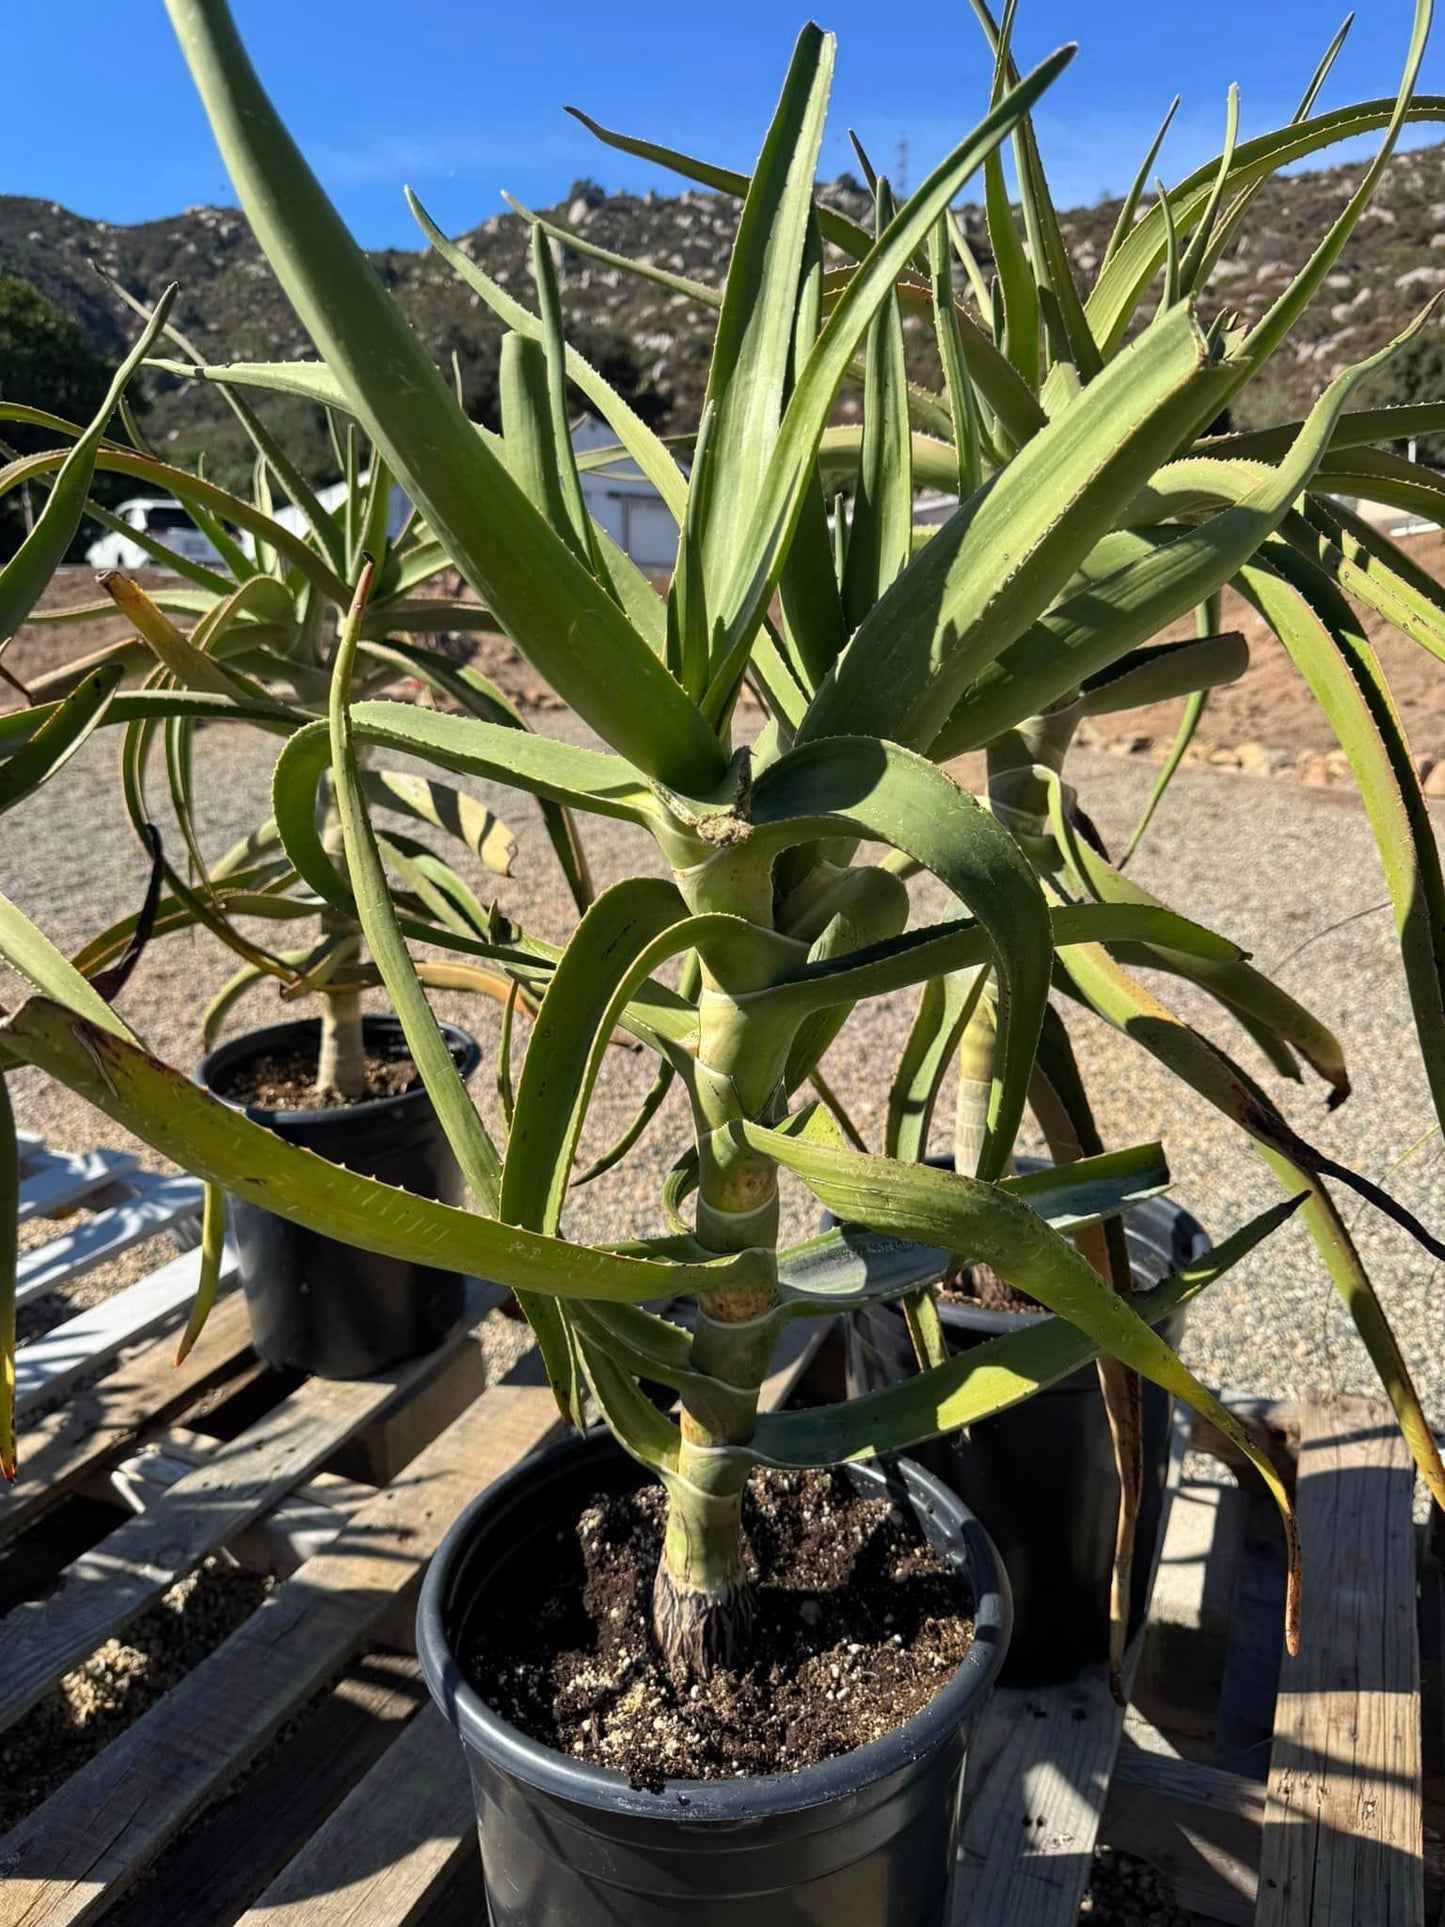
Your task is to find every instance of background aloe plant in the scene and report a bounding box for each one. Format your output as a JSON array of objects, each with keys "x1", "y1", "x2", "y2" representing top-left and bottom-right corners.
[{"x1": 5, "y1": 0, "x2": 1445, "y2": 1683}]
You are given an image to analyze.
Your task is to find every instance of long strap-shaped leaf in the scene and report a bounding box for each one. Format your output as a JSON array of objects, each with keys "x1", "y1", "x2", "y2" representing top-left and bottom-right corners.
[
  {"x1": 936, "y1": 316, "x2": 1437, "y2": 756},
  {"x1": 1059, "y1": 940, "x2": 1445, "y2": 1515},
  {"x1": 710, "y1": 42, "x2": 1075, "y2": 674},
  {"x1": 1238, "y1": 544, "x2": 1445, "y2": 1133},
  {"x1": 755, "y1": 1196, "x2": 1298, "y2": 1461},
  {"x1": 0, "y1": 441, "x2": 349, "y2": 604},
  {"x1": 329, "y1": 564, "x2": 503, "y2": 1216},
  {"x1": 565, "y1": 107, "x2": 1048, "y2": 450},
  {"x1": 406, "y1": 192, "x2": 688, "y2": 524},
  {"x1": 802, "y1": 302, "x2": 1226, "y2": 752},
  {"x1": 729, "y1": 1115, "x2": 1303, "y2": 1649},
  {"x1": 165, "y1": 0, "x2": 725, "y2": 794},
  {"x1": 693, "y1": 24, "x2": 833, "y2": 616},
  {"x1": 0, "y1": 664, "x2": 123, "y2": 814},
  {"x1": 748, "y1": 900, "x2": 1240, "y2": 1019},
  {"x1": 0, "y1": 996, "x2": 766, "y2": 1304},
  {"x1": 1040, "y1": 772, "x2": 1348, "y2": 1101},
  {"x1": 0, "y1": 290, "x2": 176, "y2": 650},
  {"x1": 1087, "y1": 88, "x2": 1445, "y2": 351},
  {"x1": 751, "y1": 739, "x2": 1049, "y2": 1179}
]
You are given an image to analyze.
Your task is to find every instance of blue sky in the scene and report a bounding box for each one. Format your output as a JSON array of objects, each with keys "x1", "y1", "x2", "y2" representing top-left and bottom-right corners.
[{"x1": 4, "y1": 2, "x2": 1444, "y2": 247}]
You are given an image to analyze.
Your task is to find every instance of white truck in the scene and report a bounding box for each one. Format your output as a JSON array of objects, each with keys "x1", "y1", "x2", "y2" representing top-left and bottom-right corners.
[{"x1": 86, "y1": 498, "x2": 226, "y2": 572}]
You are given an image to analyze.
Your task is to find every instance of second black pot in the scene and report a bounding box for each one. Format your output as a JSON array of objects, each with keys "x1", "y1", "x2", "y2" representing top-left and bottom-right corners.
[
  {"x1": 844, "y1": 1170, "x2": 1208, "y2": 1686},
  {"x1": 417, "y1": 1428, "x2": 1011, "y2": 1926},
  {"x1": 197, "y1": 1014, "x2": 481, "y2": 1380}
]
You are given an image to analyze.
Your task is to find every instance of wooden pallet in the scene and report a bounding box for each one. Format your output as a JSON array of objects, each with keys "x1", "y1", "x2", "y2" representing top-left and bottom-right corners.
[{"x1": 0, "y1": 1158, "x2": 1432, "y2": 1927}]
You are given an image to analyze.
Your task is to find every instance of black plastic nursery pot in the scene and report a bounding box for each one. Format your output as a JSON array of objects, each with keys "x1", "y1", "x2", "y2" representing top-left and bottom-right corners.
[
  {"x1": 417, "y1": 1427, "x2": 1012, "y2": 1927},
  {"x1": 197, "y1": 1014, "x2": 481, "y2": 1380},
  {"x1": 843, "y1": 1168, "x2": 1208, "y2": 1687}
]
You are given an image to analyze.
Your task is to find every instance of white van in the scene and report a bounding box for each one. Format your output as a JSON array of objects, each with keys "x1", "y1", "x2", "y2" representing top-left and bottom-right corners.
[{"x1": 86, "y1": 498, "x2": 226, "y2": 572}]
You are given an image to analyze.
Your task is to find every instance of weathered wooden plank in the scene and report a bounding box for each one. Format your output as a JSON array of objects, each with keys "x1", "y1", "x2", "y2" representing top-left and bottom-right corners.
[
  {"x1": 14, "y1": 1243, "x2": 239, "y2": 1416},
  {"x1": 953, "y1": 1404, "x2": 1190, "y2": 1924},
  {"x1": 1100, "y1": 1740, "x2": 1263, "y2": 1926},
  {"x1": 104, "y1": 1654, "x2": 428, "y2": 1927},
  {"x1": 234, "y1": 1703, "x2": 477, "y2": 1927},
  {"x1": 0, "y1": 1360, "x2": 558, "y2": 1927},
  {"x1": 1255, "y1": 1394, "x2": 1424, "y2": 1926},
  {"x1": 0, "y1": 1285, "x2": 495, "y2": 1735},
  {"x1": 0, "y1": 1291, "x2": 257, "y2": 1546},
  {"x1": 16, "y1": 1175, "x2": 204, "y2": 1306},
  {"x1": 17, "y1": 1150, "x2": 138, "y2": 1225},
  {"x1": 108, "y1": 1426, "x2": 378, "y2": 1579}
]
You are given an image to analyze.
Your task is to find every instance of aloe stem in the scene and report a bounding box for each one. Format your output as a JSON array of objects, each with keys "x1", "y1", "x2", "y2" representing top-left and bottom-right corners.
[{"x1": 315, "y1": 778, "x2": 367, "y2": 1100}]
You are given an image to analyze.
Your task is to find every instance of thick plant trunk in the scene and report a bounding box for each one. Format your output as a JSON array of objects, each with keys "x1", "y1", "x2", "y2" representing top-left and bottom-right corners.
[
  {"x1": 314, "y1": 777, "x2": 367, "y2": 1101},
  {"x1": 650, "y1": 848, "x2": 789, "y2": 1676}
]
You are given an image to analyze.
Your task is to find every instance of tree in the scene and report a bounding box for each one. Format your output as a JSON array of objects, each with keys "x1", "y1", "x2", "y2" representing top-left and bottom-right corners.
[
  {"x1": 0, "y1": 275, "x2": 127, "y2": 560},
  {"x1": 1360, "y1": 317, "x2": 1445, "y2": 465}
]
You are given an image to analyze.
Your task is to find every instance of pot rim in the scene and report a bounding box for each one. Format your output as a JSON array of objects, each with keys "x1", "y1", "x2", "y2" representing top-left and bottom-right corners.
[
  {"x1": 195, "y1": 1012, "x2": 480, "y2": 1127},
  {"x1": 417, "y1": 1427, "x2": 1012, "y2": 1825}
]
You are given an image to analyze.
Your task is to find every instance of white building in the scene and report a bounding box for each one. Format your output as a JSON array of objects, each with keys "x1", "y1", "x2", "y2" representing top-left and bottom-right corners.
[{"x1": 571, "y1": 414, "x2": 679, "y2": 574}]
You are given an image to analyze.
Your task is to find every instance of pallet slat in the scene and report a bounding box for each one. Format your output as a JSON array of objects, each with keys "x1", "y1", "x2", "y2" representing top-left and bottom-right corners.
[
  {"x1": 14, "y1": 1243, "x2": 239, "y2": 1416},
  {"x1": 0, "y1": 1364, "x2": 559, "y2": 1927},
  {"x1": 0, "y1": 1284, "x2": 496, "y2": 1735},
  {"x1": 1255, "y1": 1394, "x2": 1424, "y2": 1925},
  {"x1": 235, "y1": 1703, "x2": 477, "y2": 1927},
  {"x1": 952, "y1": 1406, "x2": 1191, "y2": 1924},
  {"x1": 17, "y1": 1150, "x2": 138, "y2": 1225},
  {"x1": 0, "y1": 1292, "x2": 256, "y2": 1546},
  {"x1": 16, "y1": 1174, "x2": 204, "y2": 1306}
]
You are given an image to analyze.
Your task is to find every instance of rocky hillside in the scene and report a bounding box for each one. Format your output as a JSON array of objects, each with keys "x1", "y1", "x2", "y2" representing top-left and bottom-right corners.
[{"x1": 5, "y1": 134, "x2": 1445, "y2": 490}]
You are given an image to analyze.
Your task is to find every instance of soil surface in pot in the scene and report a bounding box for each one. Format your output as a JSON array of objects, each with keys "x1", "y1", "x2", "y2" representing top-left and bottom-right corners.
[
  {"x1": 941, "y1": 1261, "x2": 1043, "y2": 1315},
  {"x1": 463, "y1": 1466, "x2": 974, "y2": 1791},
  {"x1": 217, "y1": 1047, "x2": 421, "y2": 1112}
]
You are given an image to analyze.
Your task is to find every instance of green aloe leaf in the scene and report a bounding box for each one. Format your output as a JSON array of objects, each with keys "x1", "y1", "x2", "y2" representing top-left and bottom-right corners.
[
  {"x1": 1078, "y1": 632, "x2": 1248, "y2": 715},
  {"x1": 1, "y1": 440, "x2": 349, "y2": 604},
  {"x1": 407, "y1": 191, "x2": 688, "y2": 523},
  {"x1": 936, "y1": 316, "x2": 1435, "y2": 755},
  {"x1": 1239, "y1": 544, "x2": 1445, "y2": 1129},
  {"x1": 1059, "y1": 940, "x2": 1445, "y2": 1515},
  {"x1": 0, "y1": 290, "x2": 176, "y2": 651},
  {"x1": 0, "y1": 891, "x2": 138, "y2": 1043},
  {"x1": 692, "y1": 23, "x2": 833, "y2": 620},
  {"x1": 0, "y1": 663, "x2": 124, "y2": 813},
  {"x1": 1087, "y1": 81, "x2": 1445, "y2": 350},
  {"x1": 328, "y1": 568, "x2": 504, "y2": 1220},
  {"x1": 166, "y1": 0, "x2": 725, "y2": 793},
  {"x1": 752, "y1": 739, "x2": 1051, "y2": 1177},
  {"x1": 886, "y1": 968, "x2": 989, "y2": 1162},
  {"x1": 839, "y1": 180, "x2": 913, "y2": 630},
  {"x1": 706, "y1": 42, "x2": 1075, "y2": 685},
  {"x1": 803, "y1": 301, "x2": 1227, "y2": 752},
  {"x1": 0, "y1": 996, "x2": 765, "y2": 1304},
  {"x1": 730, "y1": 1114, "x2": 1302, "y2": 1642},
  {"x1": 174, "y1": 1184, "x2": 228, "y2": 1365},
  {"x1": 756, "y1": 1197, "x2": 1297, "y2": 1458}
]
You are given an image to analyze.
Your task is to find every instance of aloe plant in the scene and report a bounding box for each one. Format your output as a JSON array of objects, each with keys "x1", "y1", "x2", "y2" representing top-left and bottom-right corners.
[
  {"x1": 0, "y1": 301, "x2": 596, "y2": 1110},
  {"x1": 5, "y1": 0, "x2": 1445, "y2": 1685}
]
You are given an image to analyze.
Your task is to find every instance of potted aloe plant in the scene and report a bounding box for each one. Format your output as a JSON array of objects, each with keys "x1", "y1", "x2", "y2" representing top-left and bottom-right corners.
[
  {"x1": 7, "y1": 0, "x2": 1445, "y2": 1918},
  {"x1": 0, "y1": 330, "x2": 588, "y2": 1377}
]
